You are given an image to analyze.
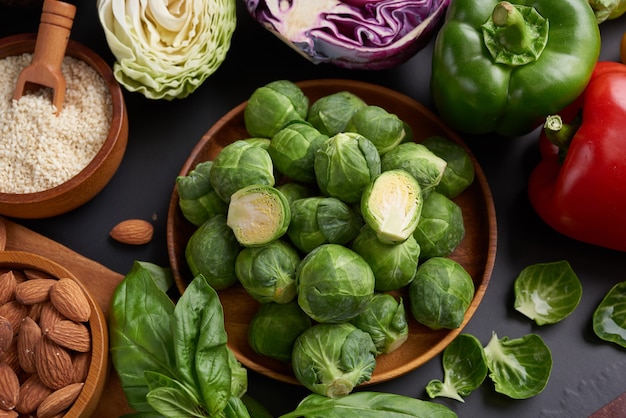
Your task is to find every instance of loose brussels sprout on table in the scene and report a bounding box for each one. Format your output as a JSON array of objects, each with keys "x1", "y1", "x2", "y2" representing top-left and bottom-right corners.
[
  {"x1": 176, "y1": 161, "x2": 227, "y2": 227},
  {"x1": 351, "y1": 293, "x2": 409, "y2": 355},
  {"x1": 307, "y1": 91, "x2": 367, "y2": 136},
  {"x1": 413, "y1": 191, "x2": 465, "y2": 260},
  {"x1": 292, "y1": 323, "x2": 377, "y2": 398},
  {"x1": 296, "y1": 244, "x2": 375, "y2": 323}
]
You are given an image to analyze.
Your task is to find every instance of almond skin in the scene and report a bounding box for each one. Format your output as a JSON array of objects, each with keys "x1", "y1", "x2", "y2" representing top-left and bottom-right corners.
[
  {"x1": 49, "y1": 278, "x2": 91, "y2": 323},
  {"x1": 35, "y1": 337, "x2": 74, "y2": 390},
  {"x1": 0, "y1": 316, "x2": 12, "y2": 356},
  {"x1": 37, "y1": 382, "x2": 83, "y2": 418},
  {"x1": 0, "y1": 271, "x2": 16, "y2": 305},
  {"x1": 15, "y1": 374, "x2": 53, "y2": 415},
  {"x1": 0, "y1": 301, "x2": 28, "y2": 335},
  {"x1": 0, "y1": 363, "x2": 19, "y2": 411},
  {"x1": 15, "y1": 278, "x2": 56, "y2": 305},
  {"x1": 38, "y1": 302, "x2": 64, "y2": 332},
  {"x1": 17, "y1": 316, "x2": 42, "y2": 374},
  {"x1": 46, "y1": 320, "x2": 91, "y2": 353},
  {"x1": 72, "y1": 351, "x2": 91, "y2": 383},
  {"x1": 110, "y1": 218, "x2": 154, "y2": 245}
]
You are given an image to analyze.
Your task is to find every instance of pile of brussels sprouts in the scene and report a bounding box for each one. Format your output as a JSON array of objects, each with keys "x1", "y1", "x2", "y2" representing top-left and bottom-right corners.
[{"x1": 176, "y1": 80, "x2": 477, "y2": 399}]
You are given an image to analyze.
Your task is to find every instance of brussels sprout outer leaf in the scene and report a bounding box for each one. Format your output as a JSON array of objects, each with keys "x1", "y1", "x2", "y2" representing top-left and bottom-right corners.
[
  {"x1": 279, "y1": 391, "x2": 458, "y2": 418},
  {"x1": 227, "y1": 185, "x2": 291, "y2": 247},
  {"x1": 361, "y1": 169, "x2": 423, "y2": 244},
  {"x1": 413, "y1": 191, "x2": 465, "y2": 259},
  {"x1": 177, "y1": 161, "x2": 228, "y2": 226},
  {"x1": 593, "y1": 281, "x2": 626, "y2": 348},
  {"x1": 351, "y1": 293, "x2": 409, "y2": 354},
  {"x1": 514, "y1": 261, "x2": 583, "y2": 325},
  {"x1": 307, "y1": 91, "x2": 368, "y2": 136},
  {"x1": 345, "y1": 105, "x2": 407, "y2": 155},
  {"x1": 185, "y1": 214, "x2": 241, "y2": 290},
  {"x1": 484, "y1": 332, "x2": 552, "y2": 399},
  {"x1": 426, "y1": 334, "x2": 487, "y2": 402},
  {"x1": 422, "y1": 136, "x2": 475, "y2": 198}
]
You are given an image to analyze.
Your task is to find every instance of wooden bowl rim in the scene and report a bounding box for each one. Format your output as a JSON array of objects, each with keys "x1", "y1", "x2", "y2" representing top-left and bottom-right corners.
[
  {"x1": 0, "y1": 33, "x2": 128, "y2": 213},
  {"x1": 0, "y1": 250, "x2": 109, "y2": 417}
]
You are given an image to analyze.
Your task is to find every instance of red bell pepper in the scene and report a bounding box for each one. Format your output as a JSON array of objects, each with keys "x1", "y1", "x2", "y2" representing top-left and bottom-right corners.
[{"x1": 528, "y1": 61, "x2": 626, "y2": 252}]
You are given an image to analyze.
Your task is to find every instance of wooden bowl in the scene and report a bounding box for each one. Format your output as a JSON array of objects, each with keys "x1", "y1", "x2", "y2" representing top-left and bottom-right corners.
[
  {"x1": 166, "y1": 79, "x2": 497, "y2": 385},
  {"x1": 0, "y1": 250, "x2": 108, "y2": 417},
  {"x1": 0, "y1": 33, "x2": 128, "y2": 219}
]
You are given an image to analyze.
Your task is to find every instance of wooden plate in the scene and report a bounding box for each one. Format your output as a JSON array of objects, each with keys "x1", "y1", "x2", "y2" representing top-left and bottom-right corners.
[{"x1": 166, "y1": 79, "x2": 497, "y2": 385}]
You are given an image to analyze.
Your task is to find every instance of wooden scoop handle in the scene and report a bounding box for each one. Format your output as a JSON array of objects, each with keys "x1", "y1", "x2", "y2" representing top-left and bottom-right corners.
[{"x1": 12, "y1": 0, "x2": 77, "y2": 114}]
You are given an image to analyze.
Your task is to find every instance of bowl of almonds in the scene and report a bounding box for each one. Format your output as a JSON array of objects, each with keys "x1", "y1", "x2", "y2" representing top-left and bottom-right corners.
[{"x1": 0, "y1": 251, "x2": 108, "y2": 418}]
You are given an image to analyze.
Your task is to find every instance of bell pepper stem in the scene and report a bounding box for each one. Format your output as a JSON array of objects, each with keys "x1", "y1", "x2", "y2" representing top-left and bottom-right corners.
[
  {"x1": 492, "y1": 2, "x2": 531, "y2": 53},
  {"x1": 544, "y1": 115, "x2": 578, "y2": 151}
]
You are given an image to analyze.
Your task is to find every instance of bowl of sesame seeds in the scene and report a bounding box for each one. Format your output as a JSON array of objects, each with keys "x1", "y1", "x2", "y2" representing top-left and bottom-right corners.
[{"x1": 0, "y1": 33, "x2": 128, "y2": 219}]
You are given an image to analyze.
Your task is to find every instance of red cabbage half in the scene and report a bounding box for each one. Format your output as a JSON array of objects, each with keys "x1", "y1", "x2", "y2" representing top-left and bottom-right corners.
[{"x1": 244, "y1": 0, "x2": 451, "y2": 70}]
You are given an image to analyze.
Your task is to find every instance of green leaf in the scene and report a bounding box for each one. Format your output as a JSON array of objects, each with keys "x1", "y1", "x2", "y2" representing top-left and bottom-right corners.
[
  {"x1": 484, "y1": 332, "x2": 552, "y2": 399},
  {"x1": 426, "y1": 334, "x2": 488, "y2": 402},
  {"x1": 146, "y1": 386, "x2": 208, "y2": 417},
  {"x1": 593, "y1": 281, "x2": 626, "y2": 348},
  {"x1": 513, "y1": 261, "x2": 582, "y2": 325},
  {"x1": 279, "y1": 392, "x2": 457, "y2": 417}
]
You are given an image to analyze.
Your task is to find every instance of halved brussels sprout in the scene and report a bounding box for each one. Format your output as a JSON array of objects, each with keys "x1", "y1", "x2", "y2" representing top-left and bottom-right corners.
[
  {"x1": 361, "y1": 169, "x2": 423, "y2": 245},
  {"x1": 227, "y1": 185, "x2": 291, "y2": 247},
  {"x1": 292, "y1": 323, "x2": 377, "y2": 398},
  {"x1": 409, "y1": 257, "x2": 475, "y2": 330},
  {"x1": 244, "y1": 80, "x2": 309, "y2": 138},
  {"x1": 314, "y1": 132, "x2": 381, "y2": 204},
  {"x1": 235, "y1": 240, "x2": 300, "y2": 304},
  {"x1": 422, "y1": 136, "x2": 475, "y2": 198},
  {"x1": 210, "y1": 139, "x2": 275, "y2": 203},
  {"x1": 248, "y1": 301, "x2": 312, "y2": 362},
  {"x1": 307, "y1": 91, "x2": 367, "y2": 136},
  {"x1": 413, "y1": 191, "x2": 465, "y2": 260},
  {"x1": 185, "y1": 214, "x2": 242, "y2": 290},
  {"x1": 351, "y1": 293, "x2": 409, "y2": 354},
  {"x1": 351, "y1": 224, "x2": 420, "y2": 291},
  {"x1": 287, "y1": 196, "x2": 363, "y2": 253},
  {"x1": 296, "y1": 244, "x2": 375, "y2": 323},
  {"x1": 381, "y1": 142, "x2": 447, "y2": 199},
  {"x1": 268, "y1": 121, "x2": 328, "y2": 184},
  {"x1": 176, "y1": 161, "x2": 228, "y2": 227},
  {"x1": 345, "y1": 105, "x2": 408, "y2": 154}
]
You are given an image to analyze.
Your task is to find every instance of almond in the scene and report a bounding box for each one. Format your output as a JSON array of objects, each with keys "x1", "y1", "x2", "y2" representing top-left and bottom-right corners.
[
  {"x1": 0, "y1": 301, "x2": 28, "y2": 334},
  {"x1": 38, "y1": 302, "x2": 64, "y2": 331},
  {"x1": 0, "y1": 363, "x2": 19, "y2": 411},
  {"x1": 2, "y1": 339, "x2": 20, "y2": 375},
  {"x1": 0, "y1": 316, "x2": 12, "y2": 356},
  {"x1": 46, "y1": 320, "x2": 91, "y2": 353},
  {"x1": 49, "y1": 278, "x2": 91, "y2": 323},
  {"x1": 15, "y1": 278, "x2": 56, "y2": 305},
  {"x1": 110, "y1": 218, "x2": 154, "y2": 245},
  {"x1": 0, "y1": 409, "x2": 18, "y2": 417},
  {"x1": 71, "y1": 351, "x2": 91, "y2": 383},
  {"x1": 15, "y1": 374, "x2": 53, "y2": 415},
  {"x1": 0, "y1": 271, "x2": 16, "y2": 305},
  {"x1": 17, "y1": 316, "x2": 42, "y2": 374},
  {"x1": 37, "y1": 382, "x2": 83, "y2": 418},
  {"x1": 23, "y1": 269, "x2": 54, "y2": 281},
  {"x1": 35, "y1": 337, "x2": 74, "y2": 390}
]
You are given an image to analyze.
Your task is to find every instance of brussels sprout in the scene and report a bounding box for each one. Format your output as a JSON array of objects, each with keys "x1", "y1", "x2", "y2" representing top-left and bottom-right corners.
[
  {"x1": 243, "y1": 137, "x2": 271, "y2": 149},
  {"x1": 361, "y1": 169, "x2": 423, "y2": 245},
  {"x1": 381, "y1": 142, "x2": 447, "y2": 199},
  {"x1": 593, "y1": 281, "x2": 626, "y2": 348},
  {"x1": 227, "y1": 185, "x2": 291, "y2": 247},
  {"x1": 235, "y1": 240, "x2": 300, "y2": 304},
  {"x1": 345, "y1": 105, "x2": 408, "y2": 154},
  {"x1": 210, "y1": 140, "x2": 275, "y2": 202},
  {"x1": 268, "y1": 121, "x2": 329, "y2": 183},
  {"x1": 176, "y1": 161, "x2": 228, "y2": 227},
  {"x1": 185, "y1": 214, "x2": 241, "y2": 290},
  {"x1": 409, "y1": 257, "x2": 475, "y2": 330},
  {"x1": 292, "y1": 323, "x2": 377, "y2": 398},
  {"x1": 422, "y1": 136, "x2": 475, "y2": 198},
  {"x1": 413, "y1": 192, "x2": 465, "y2": 260},
  {"x1": 306, "y1": 91, "x2": 367, "y2": 136},
  {"x1": 244, "y1": 80, "x2": 309, "y2": 138},
  {"x1": 314, "y1": 132, "x2": 381, "y2": 204},
  {"x1": 248, "y1": 301, "x2": 312, "y2": 362},
  {"x1": 287, "y1": 196, "x2": 363, "y2": 253},
  {"x1": 351, "y1": 225, "x2": 420, "y2": 291},
  {"x1": 276, "y1": 182, "x2": 316, "y2": 206},
  {"x1": 351, "y1": 293, "x2": 409, "y2": 355},
  {"x1": 296, "y1": 244, "x2": 375, "y2": 323}
]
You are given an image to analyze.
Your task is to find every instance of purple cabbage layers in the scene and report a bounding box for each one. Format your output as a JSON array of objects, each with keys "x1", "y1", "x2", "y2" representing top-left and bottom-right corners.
[{"x1": 244, "y1": 0, "x2": 451, "y2": 70}]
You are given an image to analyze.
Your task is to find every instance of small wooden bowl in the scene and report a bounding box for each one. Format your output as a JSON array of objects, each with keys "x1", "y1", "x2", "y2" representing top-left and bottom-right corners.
[
  {"x1": 0, "y1": 250, "x2": 108, "y2": 417},
  {"x1": 0, "y1": 33, "x2": 128, "y2": 219}
]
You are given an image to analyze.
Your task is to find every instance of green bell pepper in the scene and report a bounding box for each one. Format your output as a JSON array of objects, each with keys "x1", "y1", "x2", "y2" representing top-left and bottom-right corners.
[{"x1": 431, "y1": 0, "x2": 601, "y2": 137}]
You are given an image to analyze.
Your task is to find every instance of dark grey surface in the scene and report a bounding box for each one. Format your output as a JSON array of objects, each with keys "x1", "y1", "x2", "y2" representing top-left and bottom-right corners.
[{"x1": 2, "y1": 3, "x2": 625, "y2": 417}]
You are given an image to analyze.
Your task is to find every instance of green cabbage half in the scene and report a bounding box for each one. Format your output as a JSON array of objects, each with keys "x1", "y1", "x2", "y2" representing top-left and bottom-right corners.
[{"x1": 97, "y1": 0, "x2": 236, "y2": 100}]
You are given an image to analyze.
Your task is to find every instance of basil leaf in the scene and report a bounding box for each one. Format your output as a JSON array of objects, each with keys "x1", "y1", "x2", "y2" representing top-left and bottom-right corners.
[
  {"x1": 426, "y1": 334, "x2": 487, "y2": 402},
  {"x1": 173, "y1": 274, "x2": 231, "y2": 415},
  {"x1": 109, "y1": 261, "x2": 177, "y2": 412},
  {"x1": 514, "y1": 261, "x2": 582, "y2": 325},
  {"x1": 593, "y1": 281, "x2": 626, "y2": 348},
  {"x1": 146, "y1": 386, "x2": 208, "y2": 417},
  {"x1": 223, "y1": 396, "x2": 253, "y2": 418},
  {"x1": 484, "y1": 332, "x2": 552, "y2": 399},
  {"x1": 279, "y1": 392, "x2": 458, "y2": 417}
]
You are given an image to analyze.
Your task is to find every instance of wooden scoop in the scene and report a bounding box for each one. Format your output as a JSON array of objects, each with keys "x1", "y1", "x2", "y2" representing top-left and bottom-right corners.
[{"x1": 12, "y1": 0, "x2": 77, "y2": 115}]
